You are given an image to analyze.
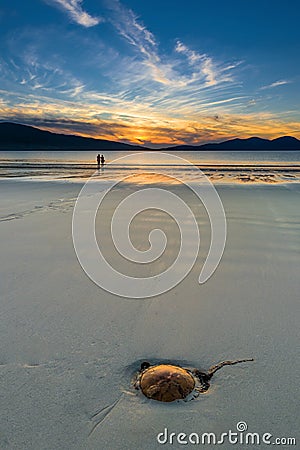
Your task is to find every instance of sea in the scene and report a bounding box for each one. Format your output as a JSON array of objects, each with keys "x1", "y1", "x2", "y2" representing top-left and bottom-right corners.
[{"x1": 0, "y1": 150, "x2": 300, "y2": 184}]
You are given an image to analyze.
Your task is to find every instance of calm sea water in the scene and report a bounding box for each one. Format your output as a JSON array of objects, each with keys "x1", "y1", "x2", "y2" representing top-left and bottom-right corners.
[{"x1": 1, "y1": 150, "x2": 300, "y2": 184}]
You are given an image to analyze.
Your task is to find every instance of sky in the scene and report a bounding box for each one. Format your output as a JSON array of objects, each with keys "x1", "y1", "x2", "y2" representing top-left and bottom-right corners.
[{"x1": 0, "y1": 0, "x2": 299, "y2": 147}]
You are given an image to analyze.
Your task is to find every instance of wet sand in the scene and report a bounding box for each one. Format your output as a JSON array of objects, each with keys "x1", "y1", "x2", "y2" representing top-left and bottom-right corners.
[{"x1": 0, "y1": 179, "x2": 299, "y2": 449}]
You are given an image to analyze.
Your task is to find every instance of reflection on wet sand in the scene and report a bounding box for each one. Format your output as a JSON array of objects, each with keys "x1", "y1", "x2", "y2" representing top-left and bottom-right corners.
[{"x1": 0, "y1": 160, "x2": 300, "y2": 184}]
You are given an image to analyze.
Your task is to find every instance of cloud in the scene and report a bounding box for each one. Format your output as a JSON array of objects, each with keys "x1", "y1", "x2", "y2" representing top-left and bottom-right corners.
[
  {"x1": 106, "y1": 0, "x2": 156, "y2": 53},
  {"x1": 260, "y1": 80, "x2": 291, "y2": 90},
  {"x1": 175, "y1": 40, "x2": 239, "y2": 87},
  {"x1": 0, "y1": 52, "x2": 85, "y2": 99},
  {"x1": 7, "y1": 1, "x2": 243, "y2": 117},
  {"x1": 0, "y1": 0, "x2": 260, "y2": 147},
  {"x1": 106, "y1": 0, "x2": 177, "y2": 86},
  {"x1": 103, "y1": 0, "x2": 241, "y2": 106},
  {"x1": 45, "y1": 0, "x2": 102, "y2": 27},
  {"x1": 60, "y1": 83, "x2": 86, "y2": 97},
  {"x1": 2, "y1": 0, "x2": 297, "y2": 146},
  {"x1": 1, "y1": 89, "x2": 300, "y2": 146}
]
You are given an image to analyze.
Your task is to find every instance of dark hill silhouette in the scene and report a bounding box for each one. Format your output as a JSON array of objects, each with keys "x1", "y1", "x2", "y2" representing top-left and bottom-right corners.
[
  {"x1": 0, "y1": 122, "x2": 299, "y2": 150},
  {"x1": 167, "y1": 136, "x2": 300, "y2": 150},
  {"x1": 270, "y1": 136, "x2": 300, "y2": 149},
  {"x1": 0, "y1": 122, "x2": 145, "y2": 150}
]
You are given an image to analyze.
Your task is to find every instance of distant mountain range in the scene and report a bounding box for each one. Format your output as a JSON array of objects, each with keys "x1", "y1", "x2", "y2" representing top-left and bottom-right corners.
[
  {"x1": 0, "y1": 122, "x2": 144, "y2": 150},
  {"x1": 0, "y1": 122, "x2": 300, "y2": 150},
  {"x1": 166, "y1": 136, "x2": 300, "y2": 151}
]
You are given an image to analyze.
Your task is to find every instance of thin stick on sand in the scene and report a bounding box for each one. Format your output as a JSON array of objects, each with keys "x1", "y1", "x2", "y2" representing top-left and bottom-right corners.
[{"x1": 207, "y1": 358, "x2": 254, "y2": 378}]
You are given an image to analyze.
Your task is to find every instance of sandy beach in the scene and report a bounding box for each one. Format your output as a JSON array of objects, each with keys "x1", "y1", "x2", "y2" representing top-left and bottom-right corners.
[{"x1": 0, "y1": 175, "x2": 299, "y2": 449}]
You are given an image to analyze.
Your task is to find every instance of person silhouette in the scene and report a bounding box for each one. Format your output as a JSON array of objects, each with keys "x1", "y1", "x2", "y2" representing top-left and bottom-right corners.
[
  {"x1": 97, "y1": 154, "x2": 100, "y2": 167},
  {"x1": 100, "y1": 154, "x2": 105, "y2": 165}
]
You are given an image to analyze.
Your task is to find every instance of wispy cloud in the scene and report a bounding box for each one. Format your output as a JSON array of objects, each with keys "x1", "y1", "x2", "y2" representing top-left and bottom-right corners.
[
  {"x1": 1, "y1": 0, "x2": 298, "y2": 145},
  {"x1": 175, "y1": 41, "x2": 218, "y2": 86},
  {"x1": 3, "y1": 0, "x2": 243, "y2": 117},
  {"x1": 1, "y1": 89, "x2": 299, "y2": 146},
  {"x1": 108, "y1": 0, "x2": 156, "y2": 51},
  {"x1": 260, "y1": 80, "x2": 291, "y2": 90},
  {"x1": 104, "y1": 0, "x2": 241, "y2": 104},
  {"x1": 0, "y1": 51, "x2": 84, "y2": 99},
  {"x1": 106, "y1": 0, "x2": 178, "y2": 86},
  {"x1": 45, "y1": 0, "x2": 102, "y2": 27},
  {"x1": 175, "y1": 40, "x2": 244, "y2": 88}
]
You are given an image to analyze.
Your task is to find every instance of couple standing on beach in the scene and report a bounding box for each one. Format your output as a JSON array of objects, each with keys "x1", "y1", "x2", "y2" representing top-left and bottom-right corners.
[{"x1": 97, "y1": 154, "x2": 105, "y2": 167}]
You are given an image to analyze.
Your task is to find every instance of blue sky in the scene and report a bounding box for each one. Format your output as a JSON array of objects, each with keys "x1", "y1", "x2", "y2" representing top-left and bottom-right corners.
[{"x1": 0, "y1": 0, "x2": 299, "y2": 146}]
